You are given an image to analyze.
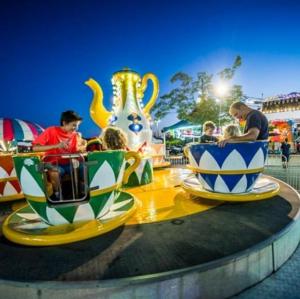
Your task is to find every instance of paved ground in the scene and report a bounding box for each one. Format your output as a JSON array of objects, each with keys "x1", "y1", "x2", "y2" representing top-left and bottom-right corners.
[
  {"x1": 232, "y1": 160, "x2": 300, "y2": 299},
  {"x1": 233, "y1": 242, "x2": 300, "y2": 299}
]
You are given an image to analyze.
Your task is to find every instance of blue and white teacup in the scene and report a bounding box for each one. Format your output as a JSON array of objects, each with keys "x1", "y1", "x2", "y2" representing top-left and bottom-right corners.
[{"x1": 186, "y1": 141, "x2": 268, "y2": 194}]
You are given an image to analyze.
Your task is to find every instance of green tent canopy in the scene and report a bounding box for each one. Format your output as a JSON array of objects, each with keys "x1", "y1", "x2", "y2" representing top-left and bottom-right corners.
[{"x1": 162, "y1": 120, "x2": 196, "y2": 133}]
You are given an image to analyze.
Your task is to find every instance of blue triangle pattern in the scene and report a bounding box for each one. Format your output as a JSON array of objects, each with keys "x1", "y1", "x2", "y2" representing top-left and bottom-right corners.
[
  {"x1": 219, "y1": 174, "x2": 244, "y2": 192},
  {"x1": 190, "y1": 145, "x2": 207, "y2": 166},
  {"x1": 197, "y1": 173, "x2": 218, "y2": 190},
  {"x1": 246, "y1": 173, "x2": 261, "y2": 190},
  {"x1": 190, "y1": 141, "x2": 269, "y2": 169},
  {"x1": 232, "y1": 142, "x2": 263, "y2": 167},
  {"x1": 204, "y1": 145, "x2": 236, "y2": 168},
  {"x1": 203, "y1": 142, "x2": 268, "y2": 168}
]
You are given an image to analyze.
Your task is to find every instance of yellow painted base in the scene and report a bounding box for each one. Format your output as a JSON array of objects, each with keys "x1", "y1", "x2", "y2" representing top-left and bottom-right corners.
[
  {"x1": 126, "y1": 168, "x2": 221, "y2": 225},
  {"x1": 153, "y1": 161, "x2": 171, "y2": 169},
  {"x1": 11, "y1": 200, "x2": 27, "y2": 211},
  {"x1": 0, "y1": 193, "x2": 24, "y2": 203},
  {"x1": 3, "y1": 199, "x2": 136, "y2": 246},
  {"x1": 182, "y1": 175, "x2": 280, "y2": 202}
]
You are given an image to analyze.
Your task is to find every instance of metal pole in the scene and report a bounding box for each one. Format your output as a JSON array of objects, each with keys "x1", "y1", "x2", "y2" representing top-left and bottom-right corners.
[{"x1": 219, "y1": 100, "x2": 221, "y2": 132}]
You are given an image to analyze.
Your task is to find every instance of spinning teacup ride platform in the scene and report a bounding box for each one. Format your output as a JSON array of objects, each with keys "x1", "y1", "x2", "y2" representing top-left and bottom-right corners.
[{"x1": 0, "y1": 141, "x2": 300, "y2": 299}]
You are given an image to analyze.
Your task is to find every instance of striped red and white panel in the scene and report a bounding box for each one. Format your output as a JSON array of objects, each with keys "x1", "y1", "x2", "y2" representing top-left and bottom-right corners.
[{"x1": 0, "y1": 118, "x2": 44, "y2": 141}]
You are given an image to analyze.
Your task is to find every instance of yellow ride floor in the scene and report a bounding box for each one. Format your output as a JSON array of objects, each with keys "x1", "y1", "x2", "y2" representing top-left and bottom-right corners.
[{"x1": 126, "y1": 168, "x2": 221, "y2": 225}]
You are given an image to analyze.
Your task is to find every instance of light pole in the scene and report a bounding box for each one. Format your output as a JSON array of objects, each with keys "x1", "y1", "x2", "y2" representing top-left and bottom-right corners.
[
  {"x1": 214, "y1": 82, "x2": 229, "y2": 133},
  {"x1": 215, "y1": 98, "x2": 222, "y2": 131},
  {"x1": 154, "y1": 119, "x2": 161, "y2": 137}
]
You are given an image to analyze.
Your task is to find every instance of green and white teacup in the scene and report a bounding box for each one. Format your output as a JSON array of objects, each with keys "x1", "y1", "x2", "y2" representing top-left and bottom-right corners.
[{"x1": 13, "y1": 150, "x2": 140, "y2": 225}]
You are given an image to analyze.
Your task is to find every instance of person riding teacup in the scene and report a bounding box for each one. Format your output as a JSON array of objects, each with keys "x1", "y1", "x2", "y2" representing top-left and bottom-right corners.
[
  {"x1": 200, "y1": 121, "x2": 219, "y2": 143},
  {"x1": 32, "y1": 110, "x2": 84, "y2": 200},
  {"x1": 222, "y1": 124, "x2": 241, "y2": 140},
  {"x1": 100, "y1": 127, "x2": 128, "y2": 150},
  {"x1": 218, "y1": 102, "x2": 269, "y2": 147}
]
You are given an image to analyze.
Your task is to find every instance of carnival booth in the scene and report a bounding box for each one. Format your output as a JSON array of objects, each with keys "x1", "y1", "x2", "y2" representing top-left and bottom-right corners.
[
  {"x1": 162, "y1": 120, "x2": 201, "y2": 143},
  {"x1": 268, "y1": 120, "x2": 293, "y2": 142},
  {"x1": 262, "y1": 92, "x2": 300, "y2": 153},
  {"x1": 262, "y1": 92, "x2": 300, "y2": 116},
  {"x1": 268, "y1": 119, "x2": 294, "y2": 153},
  {"x1": 0, "y1": 118, "x2": 44, "y2": 202}
]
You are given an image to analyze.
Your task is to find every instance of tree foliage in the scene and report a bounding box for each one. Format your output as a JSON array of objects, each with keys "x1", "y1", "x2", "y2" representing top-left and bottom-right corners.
[{"x1": 152, "y1": 56, "x2": 243, "y2": 126}]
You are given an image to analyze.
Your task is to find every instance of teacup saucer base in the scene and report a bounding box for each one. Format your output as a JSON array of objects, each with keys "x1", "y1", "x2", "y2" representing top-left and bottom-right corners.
[{"x1": 182, "y1": 175, "x2": 280, "y2": 202}]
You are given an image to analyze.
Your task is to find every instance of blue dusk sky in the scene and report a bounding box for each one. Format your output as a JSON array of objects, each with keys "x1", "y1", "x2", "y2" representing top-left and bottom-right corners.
[{"x1": 1, "y1": 0, "x2": 300, "y2": 137}]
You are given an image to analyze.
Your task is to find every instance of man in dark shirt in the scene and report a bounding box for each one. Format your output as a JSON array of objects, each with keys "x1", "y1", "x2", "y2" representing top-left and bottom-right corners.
[{"x1": 218, "y1": 101, "x2": 269, "y2": 147}]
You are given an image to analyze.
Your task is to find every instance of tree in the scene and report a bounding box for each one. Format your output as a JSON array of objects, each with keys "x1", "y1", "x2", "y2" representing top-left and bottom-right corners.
[{"x1": 152, "y1": 56, "x2": 243, "y2": 126}]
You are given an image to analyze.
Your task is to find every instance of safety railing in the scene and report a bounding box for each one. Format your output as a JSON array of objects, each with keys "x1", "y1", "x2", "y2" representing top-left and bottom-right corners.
[
  {"x1": 40, "y1": 153, "x2": 88, "y2": 204},
  {"x1": 264, "y1": 153, "x2": 300, "y2": 192},
  {"x1": 166, "y1": 155, "x2": 189, "y2": 167}
]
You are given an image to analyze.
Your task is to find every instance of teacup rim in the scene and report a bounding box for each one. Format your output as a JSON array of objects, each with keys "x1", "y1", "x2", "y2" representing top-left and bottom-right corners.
[{"x1": 191, "y1": 140, "x2": 269, "y2": 146}]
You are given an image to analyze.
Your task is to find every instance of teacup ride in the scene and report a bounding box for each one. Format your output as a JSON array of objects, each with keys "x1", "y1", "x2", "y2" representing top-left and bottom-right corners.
[
  {"x1": 183, "y1": 140, "x2": 280, "y2": 201},
  {"x1": 2, "y1": 150, "x2": 140, "y2": 246}
]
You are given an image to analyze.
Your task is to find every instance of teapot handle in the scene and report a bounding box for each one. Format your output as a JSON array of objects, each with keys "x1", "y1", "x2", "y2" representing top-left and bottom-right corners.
[{"x1": 140, "y1": 73, "x2": 159, "y2": 115}]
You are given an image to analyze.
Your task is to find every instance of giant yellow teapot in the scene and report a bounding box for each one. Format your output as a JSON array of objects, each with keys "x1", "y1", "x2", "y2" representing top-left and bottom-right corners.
[{"x1": 85, "y1": 68, "x2": 159, "y2": 152}]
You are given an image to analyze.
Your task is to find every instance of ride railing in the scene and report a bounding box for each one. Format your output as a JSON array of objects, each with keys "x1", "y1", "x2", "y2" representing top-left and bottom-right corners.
[
  {"x1": 264, "y1": 153, "x2": 300, "y2": 192},
  {"x1": 40, "y1": 153, "x2": 88, "y2": 204},
  {"x1": 166, "y1": 155, "x2": 188, "y2": 166}
]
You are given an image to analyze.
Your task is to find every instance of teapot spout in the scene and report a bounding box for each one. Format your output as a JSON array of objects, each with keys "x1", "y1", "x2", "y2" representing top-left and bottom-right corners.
[{"x1": 85, "y1": 78, "x2": 112, "y2": 129}]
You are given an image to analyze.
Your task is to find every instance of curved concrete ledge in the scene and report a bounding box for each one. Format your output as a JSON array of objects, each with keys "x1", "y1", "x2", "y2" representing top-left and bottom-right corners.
[{"x1": 0, "y1": 177, "x2": 299, "y2": 299}]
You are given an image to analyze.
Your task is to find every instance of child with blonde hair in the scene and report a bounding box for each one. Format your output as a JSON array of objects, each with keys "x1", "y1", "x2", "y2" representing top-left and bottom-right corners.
[
  {"x1": 222, "y1": 124, "x2": 241, "y2": 139},
  {"x1": 101, "y1": 127, "x2": 128, "y2": 150}
]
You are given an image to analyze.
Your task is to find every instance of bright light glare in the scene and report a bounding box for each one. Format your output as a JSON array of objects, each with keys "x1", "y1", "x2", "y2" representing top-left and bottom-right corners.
[{"x1": 215, "y1": 82, "x2": 229, "y2": 97}]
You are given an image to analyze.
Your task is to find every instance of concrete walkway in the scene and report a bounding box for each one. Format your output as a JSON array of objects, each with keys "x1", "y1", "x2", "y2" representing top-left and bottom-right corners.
[{"x1": 233, "y1": 243, "x2": 300, "y2": 299}]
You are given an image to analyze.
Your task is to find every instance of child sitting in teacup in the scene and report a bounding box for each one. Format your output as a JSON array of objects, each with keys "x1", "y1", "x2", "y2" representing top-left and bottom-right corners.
[
  {"x1": 200, "y1": 121, "x2": 219, "y2": 143},
  {"x1": 86, "y1": 137, "x2": 103, "y2": 152},
  {"x1": 222, "y1": 124, "x2": 241, "y2": 140},
  {"x1": 101, "y1": 127, "x2": 128, "y2": 150}
]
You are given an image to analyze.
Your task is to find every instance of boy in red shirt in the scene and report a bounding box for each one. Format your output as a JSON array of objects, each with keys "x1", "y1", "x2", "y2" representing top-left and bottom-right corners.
[{"x1": 32, "y1": 110, "x2": 85, "y2": 200}]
